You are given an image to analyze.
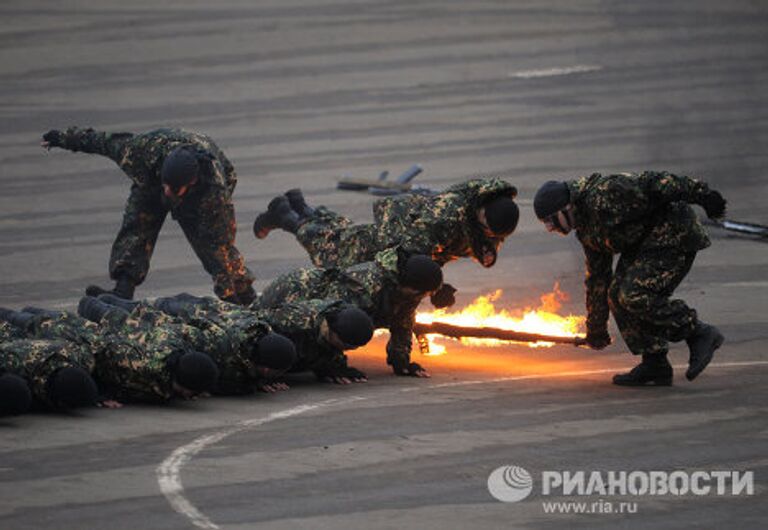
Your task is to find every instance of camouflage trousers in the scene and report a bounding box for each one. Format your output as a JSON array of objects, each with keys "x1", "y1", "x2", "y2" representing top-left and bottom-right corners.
[
  {"x1": 295, "y1": 207, "x2": 379, "y2": 268},
  {"x1": 109, "y1": 184, "x2": 255, "y2": 303},
  {"x1": 608, "y1": 248, "x2": 698, "y2": 357}
]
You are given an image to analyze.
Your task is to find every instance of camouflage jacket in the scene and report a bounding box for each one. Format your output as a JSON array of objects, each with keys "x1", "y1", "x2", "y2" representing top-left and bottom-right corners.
[
  {"x1": 56, "y1": 127, "x2": 238, "y2": 223},
  {"x1": 569, "y1": 171, "x2": 712, "y2": 333},
  {"x1": 21, "y1": 309, "x2": 180, "y2": 403},
  {"x1": 56, "y1": 127, "x2": 236, "y2": 194},
  {"x1": 149, "y1": 298, "x2": 275, "y2": 394},
  {"x1": 257, "y1": 248, "x2": 423, "y2": 365},
  {"x1": 307, "y1": 178, "x2": 516, "y2": 268},
  {"x1": 0, "y1": 338, "x2": 94, "y2": 406}
]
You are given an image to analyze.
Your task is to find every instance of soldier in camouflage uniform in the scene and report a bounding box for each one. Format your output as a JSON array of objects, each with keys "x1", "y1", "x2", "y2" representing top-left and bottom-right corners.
[
  {"x1": 253, "y1": 180, "x2": 519, "y2": 307},
  {"x1": 97, "y1": 295, "x2": 296, "y2": 395},
  {"x1": 155, "y1": 294, "x2": 374, "y2": 384},
  {"x1": 533, "y1": 171, "x2": 727, "y2": 386},
  {"x1": 41, "y1": 127, "x2": 255, "y2": 304},
  {"x1": 0, "y1": 311, "x2": 98, "y2": 410},
  {"x1": 256, "y1": 248, "x2": 443, "y2": 377},
  {"x1": 3, "y1": 305, "x2": 218, "y2": 404}
]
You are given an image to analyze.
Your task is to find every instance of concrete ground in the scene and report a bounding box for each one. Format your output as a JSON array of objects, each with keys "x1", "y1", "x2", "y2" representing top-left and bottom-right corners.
[{"x1": 1, "y1": 1, "x2": 767, "y2": 528}]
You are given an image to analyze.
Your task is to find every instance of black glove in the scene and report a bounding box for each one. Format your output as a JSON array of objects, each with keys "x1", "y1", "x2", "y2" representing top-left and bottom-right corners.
[
  {"x1": 339, "y1": 366, "x2": 367, "y2": 380},
  {"x1": 390, "y1": 360, "x2": 427, "y2": 376},
  {"x1": 430, "y1": 283, "x2": 457, "y2": 309},
  {"x1": 701, "y1": 190, "x2": 726, "y2": 220},
  {"x1": 586, "y1": 329, "x2": 611, "y2": 350},
  {"x1": 42, "y1": 129, "x2": 64, "y2": 148}
]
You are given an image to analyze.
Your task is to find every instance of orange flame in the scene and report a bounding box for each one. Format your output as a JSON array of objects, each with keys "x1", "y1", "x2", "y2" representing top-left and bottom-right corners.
[{"x1": 415, "y1": 283, "x2": 585, "y2": 355}]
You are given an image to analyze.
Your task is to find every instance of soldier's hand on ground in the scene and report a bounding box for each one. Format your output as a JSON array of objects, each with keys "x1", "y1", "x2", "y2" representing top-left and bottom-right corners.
[
  {"x1": 392, "y1": 361, "x2": 431, "y2": 378},
  {"x1": 430, "y1": 283, "x2": 457, "y2": 308},
  {"x1": 585, "y1": 329, "x2": 612, "y2": 350},
  {"x1": 702, "y1": 190, "x2": 727, "y2": 220},
  {"x1": 41, "y1": 129, "x2": 63, "y2": 149},
  {"x1": 324, "y1": 375, "x2": 353, "y2": 385},
  {"x1": 342, "y1": 366, "x2": 368, "y2": 383},
  {"x1": 98, "y1": 399, "x2": 124, "y2": 409},
  {"x1": 258, "y1": 382, "x2": 289, "y2": 393}
]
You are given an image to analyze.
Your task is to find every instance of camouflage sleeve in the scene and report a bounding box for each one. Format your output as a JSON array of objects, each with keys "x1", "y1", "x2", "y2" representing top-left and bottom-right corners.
[
  {"x1": 584, "y1": 246, "x2": 612, "y2": 334},
  {"x1": 215, "y1": 155, "x2": 237, "y2": 197},
  {"x1": 58, "y1": 127, "x2": 134, "y2": 165},
  {"x1": 385, "y1": 297, "x2": 420, "y2": 366},
  {"x1": 397, "y1": 231, "x2": 441, "y2": 260},
  {"x1": 640, "y1": 171, "x2": 711, "y2": 206},
  {"x1": 257, "y1": 269, "x2": 312, "y2": 309}
]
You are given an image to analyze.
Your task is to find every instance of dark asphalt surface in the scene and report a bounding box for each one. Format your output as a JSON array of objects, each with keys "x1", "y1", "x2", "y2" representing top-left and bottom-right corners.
[{"x1": 1, "y1": 1, "x2": 767, "y2": 529}]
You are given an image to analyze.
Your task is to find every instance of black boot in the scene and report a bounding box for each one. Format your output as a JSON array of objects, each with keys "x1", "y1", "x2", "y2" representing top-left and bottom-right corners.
[
  {"x1": 85, "y1": 277, "x2": 135, "y2": 300},
  {"x1": 78, "y1": 296, "x2": 127, "y2": 322},
  {"x1": 0, "y1": 308, "x2": 36, "y2": 330},
  {"x1": 97, "y1": 293, "x2": 140, "y2": 312},
  {"x1": 285, "y1": 188, "x2": 315, "y2": 219},
  {"x1": 253, "y1": 196, "x2": 300, "y2": 239},
  {"x1": 155, "y1": 294, "x2": 203, "y2": 316},
  {"x1": 21, "y1": 307, "x2": 64, "y2": 319},
  {"x1": 613, "y1": 354, "x2": 673, "y2": 386},
  {"x1": 685, "y1": 322, "x2": 724, "y2": 381}
]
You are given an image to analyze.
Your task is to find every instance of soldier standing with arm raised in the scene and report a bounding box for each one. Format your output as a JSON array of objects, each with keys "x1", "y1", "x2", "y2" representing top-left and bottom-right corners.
[{"x1": 41, "y1": 127, "x2": 255, "y2": 304}]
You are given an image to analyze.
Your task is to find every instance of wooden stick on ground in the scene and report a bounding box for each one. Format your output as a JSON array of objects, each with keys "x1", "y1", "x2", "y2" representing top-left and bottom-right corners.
[{"x1": 413, "y1": 321, "x2": 586, "y2": 347}]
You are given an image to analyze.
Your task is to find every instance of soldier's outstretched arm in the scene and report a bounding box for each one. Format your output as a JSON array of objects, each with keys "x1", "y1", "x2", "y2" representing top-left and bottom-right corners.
[
  {"x1": 178, "y1": 190, "x2": 255, "y2": 304},
  {"x1": 386, "y1": 298, "x2": 430, "y2": 377},
  {"x1": 641, "y1": 171, "x2": 709, "y2": 203},
  {"x1": 583, "y1": 247, "x2": 613, "y2": 349},
  {"x1": 41, "y1": 127, "x2": 134, "y2": 165}
]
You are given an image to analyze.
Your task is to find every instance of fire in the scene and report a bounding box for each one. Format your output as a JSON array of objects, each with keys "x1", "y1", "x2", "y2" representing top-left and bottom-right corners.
[{"x1": 415, "y1": 283, "x2": 585, "y2": 355}]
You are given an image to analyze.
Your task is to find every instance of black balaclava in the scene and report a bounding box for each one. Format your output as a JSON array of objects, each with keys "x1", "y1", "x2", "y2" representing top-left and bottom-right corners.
[
  {"x1": 400, "y1": 255, "x2": 443, "y2": 293},
  {"x1": 327, "y1": 308, "x2": 374, "y2": 348},
  {"x1": 253, "y1": 333, "x2": 297, "y2": 371}
]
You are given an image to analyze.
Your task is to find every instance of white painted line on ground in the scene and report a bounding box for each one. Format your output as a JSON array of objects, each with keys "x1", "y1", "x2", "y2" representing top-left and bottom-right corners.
[
  {"x1": 156, "y1": 360, "x2": 768, "y2": 529},
  {"x1": 157, "y1": 400, "x2": 361, "y2": 530},
  {"x1": 508, "y1": 64, "x2": 602, "y2": 78}
]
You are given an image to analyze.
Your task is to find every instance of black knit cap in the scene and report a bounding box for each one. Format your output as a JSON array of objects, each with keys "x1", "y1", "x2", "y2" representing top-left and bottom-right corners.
[
  {"x1": 48, "y1": 367, "x2": 98, "y2": 408},
  {"x1": 174, "y1": 351, "x2": 219, "y2": 393},
  {"x1": 483, "y1": 196, "x2": 520, "y2": 235},
  {"x1": 327, "y1": 307, "x2": 374, "y2": 347},
  {"x1": 161, "y1": 147, "x2": 200, "y2": 189},
  {"x1": 253, "y1": 333, "x2": 297, "y2": 371},
  {"x1": 400, "y1": 255, "x2": 443, "y2": 293},
  {"x1": 0, "y1": 373, "x2": 32, "y2": 416},
  {"x1": 533, "y1": 181, "x2": 571, "y2": 219}
]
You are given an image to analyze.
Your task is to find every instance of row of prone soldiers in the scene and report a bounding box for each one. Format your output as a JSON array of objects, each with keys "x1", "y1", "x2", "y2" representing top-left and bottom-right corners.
[{"x1": 0, "y1": 243, "x2": 448, "y2": 415}]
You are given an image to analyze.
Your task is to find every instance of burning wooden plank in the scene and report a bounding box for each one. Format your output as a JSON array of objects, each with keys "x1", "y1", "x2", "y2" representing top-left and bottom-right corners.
[{"x1": 413, "y1": 321, "x2": 586, "y2": 347}]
